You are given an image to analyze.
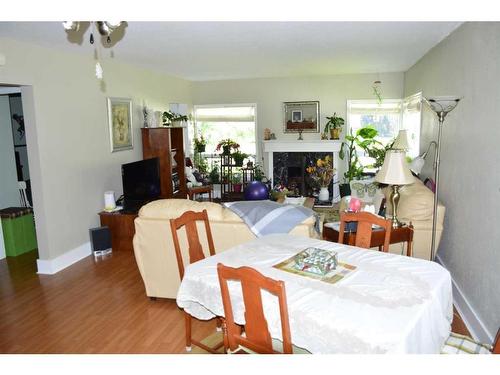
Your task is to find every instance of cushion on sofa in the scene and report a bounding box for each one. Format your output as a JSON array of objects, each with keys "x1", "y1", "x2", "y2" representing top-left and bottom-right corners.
[{"x1": 383, "y1": 177, "x2": 435, "y2": 221}]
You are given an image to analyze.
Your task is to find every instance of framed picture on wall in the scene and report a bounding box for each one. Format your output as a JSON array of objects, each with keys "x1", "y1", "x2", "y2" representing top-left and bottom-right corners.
[
  {"x1": 107, "y1": 97, "x2": 133, "y2": 152},
  {"x1": 283, "y1": 101, "x2": 319, "y2": 133}
]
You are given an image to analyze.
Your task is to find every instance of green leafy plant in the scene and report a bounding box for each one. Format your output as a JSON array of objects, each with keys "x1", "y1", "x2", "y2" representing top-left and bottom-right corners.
[
  {"x1": 339, "y1": 126, "x2": 382, "y2": 182},
  {"x1": 324, "y1": 113, "x2": 345, "y2": 133},
  {"x1": 193, "y1": 135, "x2": 207, "y2": 152},
  {"x1": 232, "y1": 150, "x2": 249, "y2": 166},
  {"x1": 208, "y1": 164, "x2": 220, "y2": 184},
  {"x1": 253, "y1": 163, "x2": 266, "y2": 182},
  {"x1": 162, "y1": 111, "x2": 189, "y2": 125},
  {"x1": 231, "y1": 173, "x2": 242, "y2": 184},
  {"x1": 193, "y1": 153, "x2": 209, "y2": 174}
]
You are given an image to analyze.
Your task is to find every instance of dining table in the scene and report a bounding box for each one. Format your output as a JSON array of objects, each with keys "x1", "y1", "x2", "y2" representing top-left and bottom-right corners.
[{"x1": 176, "y1": 234, "x2": 453, "y2": 354}]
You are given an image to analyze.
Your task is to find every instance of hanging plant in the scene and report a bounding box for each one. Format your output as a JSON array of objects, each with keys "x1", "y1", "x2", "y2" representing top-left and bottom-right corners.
[{"x1": 372, "y1": 80, "x2": 383, "y2": 105}]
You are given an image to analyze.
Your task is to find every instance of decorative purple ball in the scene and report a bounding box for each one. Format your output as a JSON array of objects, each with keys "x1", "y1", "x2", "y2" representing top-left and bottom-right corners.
[{"x1": 244, "y1": 181, "x2": 269, "y2": 201}]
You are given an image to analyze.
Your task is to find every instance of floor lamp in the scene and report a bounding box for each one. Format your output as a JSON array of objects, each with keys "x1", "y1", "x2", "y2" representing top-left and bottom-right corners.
[{"x1": 417, "y1": 96, "x2": 461, "y2": 261}]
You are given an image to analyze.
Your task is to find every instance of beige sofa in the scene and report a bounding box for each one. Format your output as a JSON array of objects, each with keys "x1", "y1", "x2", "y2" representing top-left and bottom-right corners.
[
  {"x1": 340, "y1": 176, "x2": 445, "y2": 260},
  {"x1": 133, "y1": 199, "x2": 320, "y2": 299}
]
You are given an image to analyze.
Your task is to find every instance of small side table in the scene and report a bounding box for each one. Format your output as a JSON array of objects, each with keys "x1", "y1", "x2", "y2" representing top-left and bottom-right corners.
[
  {"x1": 323, "y1": 223, "x2": 414, "y2": 257},
  {"x1": 188, "y1": 185, "x2": 213, "y2": 202}
]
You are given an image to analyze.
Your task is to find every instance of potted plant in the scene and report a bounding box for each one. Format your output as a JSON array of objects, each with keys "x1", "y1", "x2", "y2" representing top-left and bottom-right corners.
[
  {"x1": 216, "y1": 138, "x2": 240, "y2": 155},
  {"x1": 324, "y1": 113, "x2": 345, "y2": 140},
  {"x1": 232, "y1": 173, "x2": 243, "y2": 193},
  {"x1": 193, "y1": 135, "x2": 207, "y2": 153},
  {"x1": 162, "y1": 111, "x2": 189, "y2": 126},
  {"x1": 339, "y1": 126, "x2": 380, "y2": 196},
  {"x1": 232, "y1": 150, "x2": 248, "y2": 167},
  {"x1": 253, "y1": 163, "x2": 266, "y2": 182},
  {"x1": 306, "y1": 155, "x2": 335, "y2": 201},
  {"x1": 208, "y1": 164, "x2": 220, "y2": 184},
  {"x1": 270, "y1": 184, "x2": 290, "y2": 201},
  {"x1": 193, "y1": 152, "x2": 209, "y2": 175}
]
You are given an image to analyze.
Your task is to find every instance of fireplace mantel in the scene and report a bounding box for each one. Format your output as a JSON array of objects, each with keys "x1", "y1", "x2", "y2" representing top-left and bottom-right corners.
[
  {"x1": 262, "y1": 140, "x2": 341, "y2": 202},
  {"x1": 263, "y1": 140, "x2": 342, "y2": 153}
]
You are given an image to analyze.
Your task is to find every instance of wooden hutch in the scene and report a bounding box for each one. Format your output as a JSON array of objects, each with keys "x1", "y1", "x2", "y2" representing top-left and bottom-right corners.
[{"x1": 141, "y1": 126, "x2": 187, "y2": 199}]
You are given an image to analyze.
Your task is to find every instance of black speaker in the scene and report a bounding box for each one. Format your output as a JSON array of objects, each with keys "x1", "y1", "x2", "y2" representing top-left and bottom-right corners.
[{"x1": 89, "y1": 226, "x2": 112, "y2": 255}]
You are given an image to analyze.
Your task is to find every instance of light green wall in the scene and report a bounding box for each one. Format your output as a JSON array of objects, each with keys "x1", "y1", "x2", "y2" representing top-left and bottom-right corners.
[
  {"x1": 0, "y1": 95, "x2": 19, "y2": 208},
  {"x1": 192, "y1": 72, "x2": 405, "y2": 176},
  {"x1": 405, "y1": 22, "x2": 500, "y2": 341},
  {"x1": 0, "y1": 36, "x2": 192, "y2": 260}
]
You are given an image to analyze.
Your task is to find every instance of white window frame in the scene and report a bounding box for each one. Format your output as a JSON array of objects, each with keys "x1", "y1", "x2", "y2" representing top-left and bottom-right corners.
[
  {"x1": 346, "y1": 99, "x2": 403, "y2": 136},
  {"x1": 192, "y1": 103, "x2": 258, "y2": 157}
]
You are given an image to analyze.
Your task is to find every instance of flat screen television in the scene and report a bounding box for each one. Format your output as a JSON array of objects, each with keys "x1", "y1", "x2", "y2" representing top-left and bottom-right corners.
[{"x1": 121, "y1": 158, "x2": 161, "y2": 212}]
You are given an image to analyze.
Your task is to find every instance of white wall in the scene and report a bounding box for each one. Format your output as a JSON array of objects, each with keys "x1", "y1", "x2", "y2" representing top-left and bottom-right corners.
[
  {"x1": 405, "y1": 22, "x2": 500, "y2": 342},
  {"x1": 0, "y1": 36, "x2": 192, "y2": 261},
  {"x1": 0, "y1": 95, "x2": 19, "y2": 208},
  {"x1": 192, "y1": 73, "x2": 404, "y2": 176}
]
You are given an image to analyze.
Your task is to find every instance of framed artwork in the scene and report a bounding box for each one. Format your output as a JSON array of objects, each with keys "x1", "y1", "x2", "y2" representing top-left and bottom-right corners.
[
  {"x1": 283, "y1": 101, "x2": 319, "y2": 133},
  {"x1": 291, "y1": 110, "x2": 303, "y2": 123},
  {"x1": 107, "y1": 97, "x2": 133, "y2": 152}
]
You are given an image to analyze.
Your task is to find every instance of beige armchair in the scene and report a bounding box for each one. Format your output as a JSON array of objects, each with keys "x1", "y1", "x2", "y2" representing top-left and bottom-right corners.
[
  {"x1": 340, "y1": 177, "x2": 445, "y2": 260},
  {"x1": 133, "y1": 199, "x2": 320, "y2": 299}
]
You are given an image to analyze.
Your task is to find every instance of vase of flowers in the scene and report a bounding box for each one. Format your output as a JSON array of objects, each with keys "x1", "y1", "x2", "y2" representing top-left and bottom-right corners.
[
  {"x1": 216, "y1": 138, "x2": 240, "y2": 155},
  {"x1": 193, "y1": 136, "x2": 207, "y2": 153},
  {"x1": 306, "y1": 155, "x2": 335, "y2": 201}
]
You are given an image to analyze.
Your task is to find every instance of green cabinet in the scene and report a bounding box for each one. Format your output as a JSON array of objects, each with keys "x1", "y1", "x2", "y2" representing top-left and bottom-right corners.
[{"x1": 0, "y1": 207, "x2": 37, "y2": 257}]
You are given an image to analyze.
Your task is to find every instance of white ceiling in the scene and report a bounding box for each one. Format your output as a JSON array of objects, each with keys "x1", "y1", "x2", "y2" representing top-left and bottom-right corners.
[{"x1": 0, "y1": 22, "x2": 461, "y2": 81}]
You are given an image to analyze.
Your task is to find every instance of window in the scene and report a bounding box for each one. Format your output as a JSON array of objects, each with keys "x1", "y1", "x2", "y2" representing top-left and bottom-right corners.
[
  {"x1": 191, "y1": 104, "x2": 257, "y2": 157},
  {"x1": 347, "y1": 95, "x2": 421, "y2": 171}
]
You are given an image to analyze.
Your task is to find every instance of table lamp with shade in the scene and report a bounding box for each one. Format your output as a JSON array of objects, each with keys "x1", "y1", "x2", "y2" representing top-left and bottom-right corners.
[
  {"x1": 392, "y1": 129, "x2": 410, "y2": 151},
  {"x1": 375, "y1": 150, "x2": 414, "y2": 228}
]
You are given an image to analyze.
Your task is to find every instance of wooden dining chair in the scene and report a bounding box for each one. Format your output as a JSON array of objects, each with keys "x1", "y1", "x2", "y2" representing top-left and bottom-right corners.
[
  {"x1": 170, "y1": 209, "x2": 223, "y2": 353},
  {"x1": 339, "y1": 211, "x2": 392, "y2": 252},
  {"x1": 217, "y1": 263, "x2": 299, "y2": 354},
  {"x1": 493, "y1": 328, "x2": 500, "y2": 354}
]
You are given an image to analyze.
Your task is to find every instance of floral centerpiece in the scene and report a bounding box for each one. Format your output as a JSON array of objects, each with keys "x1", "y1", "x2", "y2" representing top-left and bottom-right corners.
[
  {"x1": 306, "y1": 155, "x2": 335, "y2": 201},
  {"x1": 193, "y1": 135, "x2": 207, "y2": 153},
  {"x1": 216, "y1": 138, "x2": 240, "y2": 155}
]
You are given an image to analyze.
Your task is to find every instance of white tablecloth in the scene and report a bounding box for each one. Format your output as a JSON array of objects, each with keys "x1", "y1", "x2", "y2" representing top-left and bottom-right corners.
[{"x1": 176, "y1": 234, "x2": 453, "y2": 353}]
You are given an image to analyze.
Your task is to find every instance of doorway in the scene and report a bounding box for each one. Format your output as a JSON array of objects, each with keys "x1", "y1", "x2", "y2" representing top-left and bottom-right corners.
[{"x1": 0, "y1": 86, "x2": 37, "y2": 268}]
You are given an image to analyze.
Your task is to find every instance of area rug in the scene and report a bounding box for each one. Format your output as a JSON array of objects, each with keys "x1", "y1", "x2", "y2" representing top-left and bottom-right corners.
[
  {"x1": 186, "y1": 332, "x2": 225, "y2": 354},
  {"x1": 313, "y1": 204, "x2": 340, "y2": 223}
]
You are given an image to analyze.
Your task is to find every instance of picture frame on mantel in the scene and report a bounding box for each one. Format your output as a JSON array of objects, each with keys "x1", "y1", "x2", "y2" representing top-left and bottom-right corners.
[
  {"x1": 107, "y1": 97, "x2": 133, "y2": 152},
  {"x1": 283, "y1": 101, "x2": 320, "y2": 133}
]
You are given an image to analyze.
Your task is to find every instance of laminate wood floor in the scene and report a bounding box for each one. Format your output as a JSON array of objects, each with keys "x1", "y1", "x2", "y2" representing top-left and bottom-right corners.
[
  {"x1": 0, "y1": 249, "x2": 470, "y2": 354},
  {"x1": 0, "y1": 250, "x2": 216, "y2": 353}
]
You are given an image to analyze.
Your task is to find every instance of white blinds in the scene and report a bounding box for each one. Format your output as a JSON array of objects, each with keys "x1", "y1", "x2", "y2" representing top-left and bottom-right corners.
[
  {"x1": 195, "y1": 106, "x2": 255, "y2": 122},
  {"x1": 348, "y1": 101, "x2": 402, "y2": 115}
]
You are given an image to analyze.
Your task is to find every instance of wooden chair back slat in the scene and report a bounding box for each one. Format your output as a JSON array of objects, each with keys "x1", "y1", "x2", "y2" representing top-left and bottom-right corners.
[
  {"x1": 217, "y1": 264, "x2": 293, "y2": 354},
  {"x1": 170, "y1": 210, "x2": 215, "y2": 280},
  {"x1": 493, "y1": 328, "x2": 500, "y2": 354},
  {"x1": 339, "y1": 211, "x2": 392, "y2": 252}
]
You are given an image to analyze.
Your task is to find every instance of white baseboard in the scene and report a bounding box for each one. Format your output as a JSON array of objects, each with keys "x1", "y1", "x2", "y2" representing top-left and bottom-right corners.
[
  {"x1": 37, "y1": 242, "x2": 91, "y2": 275},
  {"x1": 435, "y1": 255, "x2": 493, "y2": 344}
]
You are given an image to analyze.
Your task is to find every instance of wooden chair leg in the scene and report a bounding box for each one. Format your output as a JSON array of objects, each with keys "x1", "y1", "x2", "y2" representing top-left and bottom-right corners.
[{"x1": 185, "y1": 312, "x2": 192, "y2": 352}]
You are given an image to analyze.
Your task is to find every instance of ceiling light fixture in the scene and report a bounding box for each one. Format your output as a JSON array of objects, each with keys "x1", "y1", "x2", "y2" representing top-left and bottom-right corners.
[
  {"x1": 62, "y1": 21, "x2": 124, "y2": 81},
  {"x1": 63, "y1": 21, "x2": 123, "y2": 44}
]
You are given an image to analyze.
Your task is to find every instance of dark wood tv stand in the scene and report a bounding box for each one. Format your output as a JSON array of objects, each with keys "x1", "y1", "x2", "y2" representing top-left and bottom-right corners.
[{"x1": 98, "y1": 210, "x2": 138, "y2": 252}]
